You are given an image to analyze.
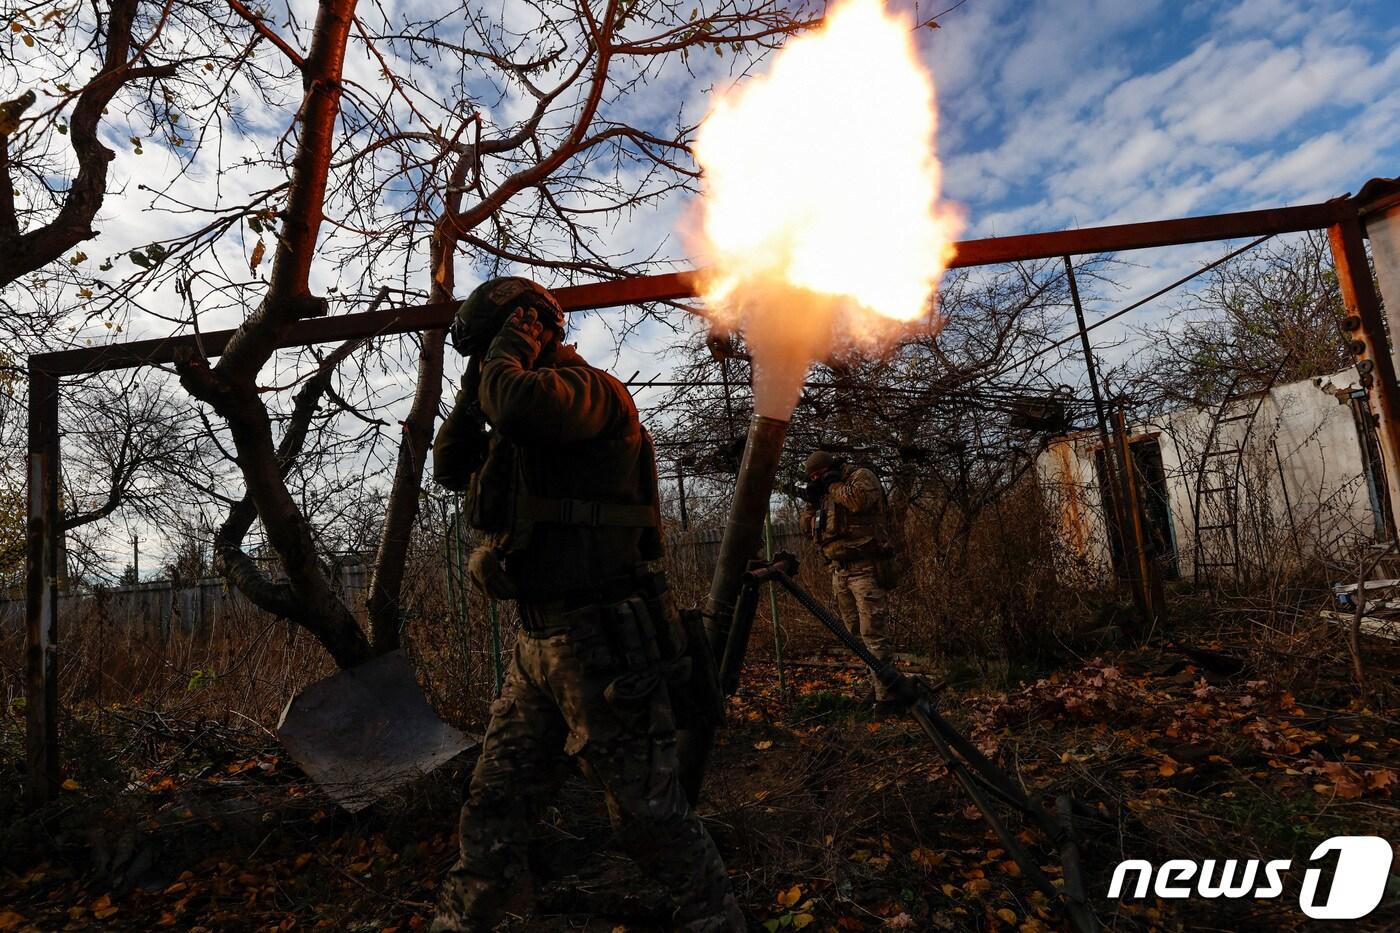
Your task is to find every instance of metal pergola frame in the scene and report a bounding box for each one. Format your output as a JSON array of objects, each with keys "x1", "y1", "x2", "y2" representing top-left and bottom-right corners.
[{"x1": 24, "y1": 182, "x2": 1400, "y2": 805}]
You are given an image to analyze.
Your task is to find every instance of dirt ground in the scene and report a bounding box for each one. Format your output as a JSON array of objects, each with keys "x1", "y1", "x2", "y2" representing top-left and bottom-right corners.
[{"x1": 3, "y1": 613, "x2": 1399, "y2": 932}]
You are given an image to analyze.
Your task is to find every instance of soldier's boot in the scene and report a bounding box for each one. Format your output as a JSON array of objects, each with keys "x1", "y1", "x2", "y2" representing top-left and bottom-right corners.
[
  {"x1": 429, "y1": 865, "x2": 513, "y2": 933},
  {"x1": 675, "y1": 889, "x2": 747, "y2": 932}
]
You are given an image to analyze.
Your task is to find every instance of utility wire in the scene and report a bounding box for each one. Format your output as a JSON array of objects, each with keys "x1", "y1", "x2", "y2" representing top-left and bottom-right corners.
[{"x1": 983, "y1": 234, "x2": 1275, "y2": 383}]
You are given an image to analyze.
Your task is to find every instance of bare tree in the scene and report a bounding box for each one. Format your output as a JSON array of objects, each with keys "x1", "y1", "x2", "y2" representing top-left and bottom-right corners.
[
  {"x1": 649, "y1": 259, "x2": 1092, "y2": 530},
  {"x1": 1122, "y1": 232, "x2": 1351, "y2": 412},
  {"x1": 141, "y1": 0, "x2": 816, "y2": 667}
]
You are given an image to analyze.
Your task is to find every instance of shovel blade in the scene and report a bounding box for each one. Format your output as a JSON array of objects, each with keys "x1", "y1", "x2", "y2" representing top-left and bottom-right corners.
[{"x1": 277, "y1": 649, "x2": 475, "y2": 812}]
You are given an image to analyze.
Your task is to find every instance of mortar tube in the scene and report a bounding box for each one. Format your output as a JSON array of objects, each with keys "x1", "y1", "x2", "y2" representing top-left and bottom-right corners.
[
  {"x1": 677, "y1": 414, "x2": 789, "y2": 806},
  {"x1": 703, "y1": 415, "x2": 791, "y2": 661}
]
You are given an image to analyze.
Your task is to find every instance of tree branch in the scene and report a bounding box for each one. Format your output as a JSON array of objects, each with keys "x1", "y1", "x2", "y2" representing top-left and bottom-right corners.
[
  {"x1": 0, "y1": 0, "x2": 177, "y2": 285},
  {"x1": 227, "y1": 0, "x2": 307, "y2": 69}
]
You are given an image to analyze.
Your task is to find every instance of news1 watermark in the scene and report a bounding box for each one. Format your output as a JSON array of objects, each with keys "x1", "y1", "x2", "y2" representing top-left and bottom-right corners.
[{"x1": 1107, "y1": 836, "x2": 1394, "y2": 920}]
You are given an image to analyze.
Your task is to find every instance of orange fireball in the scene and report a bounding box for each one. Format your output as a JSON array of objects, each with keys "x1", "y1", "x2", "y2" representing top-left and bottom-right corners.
[{"x1": 694, "y1": 0, "x2": 960, "y2": 329}]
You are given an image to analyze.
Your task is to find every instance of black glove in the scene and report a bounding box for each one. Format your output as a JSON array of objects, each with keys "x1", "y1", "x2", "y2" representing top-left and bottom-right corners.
[
  {"x1": 782, "y1": 479, "x2": 823, "y2": 505},
  {"x1": 486, "y1": 306, "x2": 547, "y2": 367},
  {"x1": 809, "y1": 471, "x2": 837, "y2": 500}
]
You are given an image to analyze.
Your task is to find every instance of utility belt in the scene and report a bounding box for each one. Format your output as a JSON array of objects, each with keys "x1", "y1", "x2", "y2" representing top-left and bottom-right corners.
[
  {"x1": 823, "y1": 535, "x2": 882, "y2": 563},
  {"x1": 827, "y1": 538, "x2": 904, "y2": 589},
  {"x1": 517, "y1": 575, "x2": 645, "y2": 632},
  {"x1": 516, "y1": 564, "x2": 724, "y2": 730}
]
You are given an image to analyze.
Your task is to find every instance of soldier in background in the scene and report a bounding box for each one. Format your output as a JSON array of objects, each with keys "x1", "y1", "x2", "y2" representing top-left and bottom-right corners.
[
  {"x1": 796, "y1": 450, "x2": 901, "y2": 715},
  {"x1": 430, "y1": 277, "x2": 741, "y2": 932}
]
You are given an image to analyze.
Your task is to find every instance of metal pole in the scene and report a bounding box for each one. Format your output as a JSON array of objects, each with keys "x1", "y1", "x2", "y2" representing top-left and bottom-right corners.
[
  {"x1": 27, "y1": 201, "x2": 1354, "y2": 377},
  {"x1": 1329, "y1": 208, "x2": 1400, "y2": 531},
  {"x1": 488, "y1": 601, "x2": 504, "y2": 696},
  {"x1": 763, "y1": 512, "x2": 786, "y2": 700},
  {"x1": 1065, "y1": 258, "x2": 1130, "y2": 574},
  {"x1": 25, "y1": 364, "x2": 61, "y2": 807},
  {"x1": 676, "y1": 465, "x2": 690, "y2": 532}
]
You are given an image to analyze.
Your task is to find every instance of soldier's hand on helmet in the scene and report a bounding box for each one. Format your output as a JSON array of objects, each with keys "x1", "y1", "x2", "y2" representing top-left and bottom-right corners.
[
  {"x1": 808, "y1": 471, "x2": 837, "y2": 498},
  {"x1": 486, "y1": 306, "x2": 547, "y2": 366}
]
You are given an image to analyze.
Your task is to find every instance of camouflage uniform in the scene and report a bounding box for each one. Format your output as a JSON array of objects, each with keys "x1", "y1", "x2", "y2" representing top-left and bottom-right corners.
[
  {"x1": 431, "y1": 296, "x2": 742, "y2": 932},
  {"x1": 801, "y1": 464, "x2": 894, "y2": 701}
]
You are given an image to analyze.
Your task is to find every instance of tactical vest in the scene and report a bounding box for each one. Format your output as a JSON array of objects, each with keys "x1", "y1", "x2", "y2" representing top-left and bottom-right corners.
[
  {"x1": 816, "y1": 465, "x2": 888, "y2": 562},
  {"x1": 468, "y1": 429, "x2": 663, "y2": 562}
]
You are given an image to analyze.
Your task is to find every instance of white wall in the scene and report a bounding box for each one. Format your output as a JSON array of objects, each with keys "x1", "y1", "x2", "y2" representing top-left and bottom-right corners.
[{"x1": 1038, "y1": 367, "x2": 1381, "y2": 581}]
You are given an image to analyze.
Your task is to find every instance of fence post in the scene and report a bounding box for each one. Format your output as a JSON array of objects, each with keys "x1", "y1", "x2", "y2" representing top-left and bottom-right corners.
[{"x1": 25, "y1": 363, "x2": 61, "y2": 808}]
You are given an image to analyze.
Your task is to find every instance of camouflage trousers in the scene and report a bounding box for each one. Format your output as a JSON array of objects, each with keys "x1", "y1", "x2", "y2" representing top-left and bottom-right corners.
[
  {"x1": 830, "y1": 560, "x2": 893, "y2": 701},
  {"x1": 433, "y1": 627, "x2": 743, "y2": 932}
]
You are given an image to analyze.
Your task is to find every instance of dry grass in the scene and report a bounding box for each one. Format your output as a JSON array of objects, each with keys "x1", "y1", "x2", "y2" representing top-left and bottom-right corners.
[{"x1": 4, "y1": 500, "x2": 1399, "y2": 931}]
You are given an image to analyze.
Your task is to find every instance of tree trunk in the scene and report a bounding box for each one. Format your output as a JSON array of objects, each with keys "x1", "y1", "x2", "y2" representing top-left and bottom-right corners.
[
  {"x1": 367, "y1": 328, "x2": 446, "y2": 652},
  {"x1": 366, "y1": 154, "x2": 471, "y2": 653},
  {"x1": 176, "y1": 0, "x2": 371, "y2": 668}
]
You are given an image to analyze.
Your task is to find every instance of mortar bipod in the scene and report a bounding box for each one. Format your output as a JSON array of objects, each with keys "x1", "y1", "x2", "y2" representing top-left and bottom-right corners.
[{"x1": 721, "y1": 552, "x2": 1099, "y2": 933}]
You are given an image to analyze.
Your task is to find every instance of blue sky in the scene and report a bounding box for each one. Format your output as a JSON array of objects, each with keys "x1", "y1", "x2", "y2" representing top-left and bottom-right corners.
[
  {"x1": 922, "y1": 0, "x2": 1399, "y2": 235},
  {"x1": 73, "y1": 0, "x2": 1400, "y2": 365}
]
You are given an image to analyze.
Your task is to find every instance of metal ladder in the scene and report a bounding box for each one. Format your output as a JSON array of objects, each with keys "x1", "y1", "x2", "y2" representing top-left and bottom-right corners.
[{"x1": 1191, "y1": 361, "x2": 1288, "y2": 585}]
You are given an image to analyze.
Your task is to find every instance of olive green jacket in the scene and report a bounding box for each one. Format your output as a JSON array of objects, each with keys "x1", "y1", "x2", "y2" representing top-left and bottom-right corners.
[{"x1": 433, "y1": 343, "x2": 661, "y2": 603}]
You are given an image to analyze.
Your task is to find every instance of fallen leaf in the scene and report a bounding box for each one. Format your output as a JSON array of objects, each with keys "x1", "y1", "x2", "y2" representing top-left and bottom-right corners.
[
  {"x1": 754, "y1": 740, "x2": 774, "y2": 750},
  {"x1": 910, "y1": 846, "x2": 944, "y2": 870},
  {"x1": 777, "y1": 885, "x2": 802, "y2": 908}
]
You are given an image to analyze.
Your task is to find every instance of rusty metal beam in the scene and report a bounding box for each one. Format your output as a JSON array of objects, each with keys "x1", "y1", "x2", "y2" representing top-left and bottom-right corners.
[
  {"x1": 25, "y1": 365, "x2": 60, "y2": 806},
  {"x1": 1330, "y1": 202, "x2": 1400, "y2": 532},
  {"x1": 946, "y1": 200, "x2": 1345, "y2": 269},
  {"x1": 28, "y1": 272, "x2": 698, "y2": 376},
  {"x1": 30, "y1": 201, "x2": 1347, "y2": 377}
]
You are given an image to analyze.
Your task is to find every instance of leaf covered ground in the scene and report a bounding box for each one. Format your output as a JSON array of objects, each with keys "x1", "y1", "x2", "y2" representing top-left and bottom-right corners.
[{"x1": 3, "y1": 618, "x2": 1399, "y2": 932}]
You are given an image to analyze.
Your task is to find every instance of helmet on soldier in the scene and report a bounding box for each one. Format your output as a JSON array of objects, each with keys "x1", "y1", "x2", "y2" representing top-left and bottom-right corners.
[
  {"x1": 804, "y1": 450, "x2": 839, "y2": 480},
  {"x1": 449, "y1": 276, "x2": 565, "y2": 356}
]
